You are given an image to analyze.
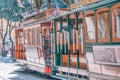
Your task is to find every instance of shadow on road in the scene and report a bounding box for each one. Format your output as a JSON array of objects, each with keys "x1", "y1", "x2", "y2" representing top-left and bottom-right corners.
[{"x1": 0, "y1": 56, "x2": 57, "y2": 80}]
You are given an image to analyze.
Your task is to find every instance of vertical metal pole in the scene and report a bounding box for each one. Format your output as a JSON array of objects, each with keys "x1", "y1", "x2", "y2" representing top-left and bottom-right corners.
[
  {"x1": 82, "y1": 12, "x2": 85, "y2": 54},
  {"x1": 67, "y1": 15, "x2": 71, "y2": 78},
  {"x1": 50, "y1": 22, "x2": 53, "y2": 66},
  {"x1": 94, "y1": 9, "x2": 98, "y2": 43},
  {"x1": 58, "y1": 23, "x2": 60, "y2": 66},
  {"x1": 109, "y1": 7, "x2": 112, "y2": 43},
  {"x1": 75, "y1": 12, "x2": 80, "y2": 78},
  {"x1": 81, "y1": 12, "x2": 85, "y2": 79},
  {"x1": 58, "y1": 32, "x2": 60, "y2": 56},
  {"x1": 49, "y1": 25, "x2": 51, "y2": 65},
  {"x1": 53, "y1": 19, "x2": 57, "y2": 65},
  {"x1": 64, "y1": 30, "x2": 67, "y2": 54},
  {"x1": 23, "y1": 30, "x2": 25, "y2": 63},
  {"x1": 72, "y1": 27, "x2": 74, "y2": 54},
  {"x1": 59, "y1": 17, "x2": 63, "y2": 74}
]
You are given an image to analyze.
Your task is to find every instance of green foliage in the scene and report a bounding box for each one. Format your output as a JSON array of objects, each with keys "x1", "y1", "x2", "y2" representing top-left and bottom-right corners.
[
  {"x1": 0, "y1": 0, "x2": 32, "y2": 22},
  {"x1": 0, "y1": 0, "x2": 33, "y2": 51},
  {"x1": 33, "y1": 0, "x2": 46, "y2": 11},
  {"x1": 63, "y1": 0, "x2": 69, "y2": 4}
]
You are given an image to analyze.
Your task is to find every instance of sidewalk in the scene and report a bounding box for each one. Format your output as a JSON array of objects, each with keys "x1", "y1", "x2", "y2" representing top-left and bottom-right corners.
[{"x1": 0, "y1": 56, "x2": 14, "y2": 63}]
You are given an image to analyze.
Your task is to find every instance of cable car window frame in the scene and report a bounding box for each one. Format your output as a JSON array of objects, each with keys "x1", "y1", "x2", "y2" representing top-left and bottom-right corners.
[
  {"x1": 84, "y1": 11, "x2": 96, "y2": 43},
  {"x1": 28, "y1": 28, "x2": 32, "y2": 45},
  {"x1": 97, "y1": 8, "x2": 110, "y2": 42},
  {"x1": 112, "y1": 4, "x2": 120, "y2": 42},
  {"x1": 24, "y1": 29, "x2": 28, "y2": 45},
  {"x1": 32, "y1": 28, "x2": 35, "y2": 45}
]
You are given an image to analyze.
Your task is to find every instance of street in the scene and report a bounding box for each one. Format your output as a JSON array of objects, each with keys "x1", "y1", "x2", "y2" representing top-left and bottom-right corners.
[{"x1": 0, "y1": 57, "x2": 56, "y2": 80}]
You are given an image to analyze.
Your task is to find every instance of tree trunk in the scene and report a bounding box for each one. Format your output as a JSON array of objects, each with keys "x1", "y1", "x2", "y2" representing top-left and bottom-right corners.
[
  {"x1": 9, "y1": 22, "x2": 16, "y2": 59},
  {"x1": 1, "y1": 19, "x2": 10, "y2": 57},
  {"x1": 0, "y1": 18, "x2": 3, "y2": 56},
  {"x1": 9, "y1": 30, "x2": 14, "y2": 59}
]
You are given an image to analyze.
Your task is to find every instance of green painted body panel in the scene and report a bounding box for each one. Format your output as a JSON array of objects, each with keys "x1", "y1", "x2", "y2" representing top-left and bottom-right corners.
[
  {"x1": 59, "y1": 17, "x2": 63, "y2": 67},
  {"x1": 53, "y1": 19, "x2": 59, "y2": 65},
  {"x1": 56, "y1": 44, "x2": 69, "y2": 66},
  {"x1": 67, "y1": 15, "x2": 71, "y2": 68}
]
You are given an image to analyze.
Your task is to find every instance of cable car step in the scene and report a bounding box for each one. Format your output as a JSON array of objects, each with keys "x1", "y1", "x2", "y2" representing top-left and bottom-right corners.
[{"x1": 51, "y1": 75, "x2": 78, "y2": 80}]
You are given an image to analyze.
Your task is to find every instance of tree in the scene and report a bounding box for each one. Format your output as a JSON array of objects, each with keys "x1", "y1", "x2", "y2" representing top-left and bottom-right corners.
[{"x1": 0, "y1": 0, "x2": 31, "y2": 57}]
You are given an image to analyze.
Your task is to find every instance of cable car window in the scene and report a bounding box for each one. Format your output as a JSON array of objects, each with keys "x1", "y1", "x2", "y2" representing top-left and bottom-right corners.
[
  {"x1": 28, "y1": 29, "x2": 32, "y2": 45},
  {"x1": 63, "y1": 23, "x2": 68, "y2": 54},
  {"x1": 78, "y1": 24, "x2": 82, "y2": 42},
  {"x1": 37, "y1": 27, "x2": 42, "y2": 45},
  {"x1": 32, "y1": 28, "x2": 35, "y2": 45},
  {"x1": 97, "y1": 10, "x2": 110, "y2": 39},
  {"x1": 113, "y1": 7, "x2": 120, "y2": 38},
  {"x1": 85, "y1": 14, "x2": 96, "y2": 40},
  {"x1": 24, "y1": 30, "x2": 28, "y2": 45},
  {"x1": 18, "y1": 30, "x2": 24, "y2": 44},
  {"x1": 39, "y1": 32, "x2": 42, "y2": 45}
]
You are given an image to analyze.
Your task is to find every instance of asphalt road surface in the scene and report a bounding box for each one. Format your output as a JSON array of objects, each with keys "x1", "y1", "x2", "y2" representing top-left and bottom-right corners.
[{"x1": 0, "y1": 57, "x2": 56, "y2": 80}]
